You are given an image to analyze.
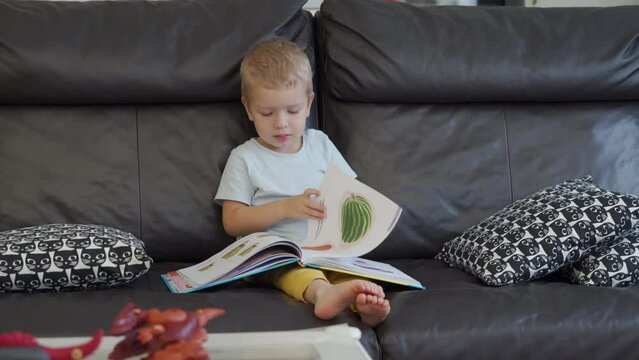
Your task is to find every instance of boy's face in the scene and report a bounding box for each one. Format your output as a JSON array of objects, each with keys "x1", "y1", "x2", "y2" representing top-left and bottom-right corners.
[{"x1": 242, "y1": 82, "x2": 313, "y2": 154}]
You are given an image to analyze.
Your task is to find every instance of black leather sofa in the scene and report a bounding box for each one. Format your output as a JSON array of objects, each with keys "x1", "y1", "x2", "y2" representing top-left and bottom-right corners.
[{"x1": 1, "y1": 0, "x2": 638, "y2": 359}]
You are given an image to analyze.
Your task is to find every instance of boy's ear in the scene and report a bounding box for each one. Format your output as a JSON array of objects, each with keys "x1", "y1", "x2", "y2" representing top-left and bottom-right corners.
[
  {"x1": 306, "y1": 92, "x2": 315, "y2": 117},
  {"x1": 241, "y1": 96, "x2": 254, "y2": 121}
]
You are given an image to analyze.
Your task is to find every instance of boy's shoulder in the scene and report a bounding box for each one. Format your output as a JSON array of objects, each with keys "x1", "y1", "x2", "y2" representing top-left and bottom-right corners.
[
  {"x1": 306, "y1": 129, "x2": 341, "y2": 156},
  {"x1": 305, "y1": 128, "x2": 325, "y2": 138},
  {"x1": 305, "y1": 129, "x2": 331, "y2": 145},
  {"x1": 228, "y1": 138, "x2": 259, "y2": 159}
]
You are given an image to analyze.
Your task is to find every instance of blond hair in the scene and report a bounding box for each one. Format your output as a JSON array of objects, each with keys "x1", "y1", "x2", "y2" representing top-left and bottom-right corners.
[{"x1": 240, "y1": 39, "x2": 313, "y2": 99}]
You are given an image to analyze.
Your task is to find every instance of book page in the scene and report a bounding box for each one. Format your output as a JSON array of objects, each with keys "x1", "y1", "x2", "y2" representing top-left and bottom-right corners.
[
  {"x1": 306, "y1": 257, "x2": 424, "y2": 290},
  {"x1": 177, "y1": 232, "x2": 300, "y2": 286},
  {"x1": 300, "y1": 164, "x2": 402, "y2": 261}
]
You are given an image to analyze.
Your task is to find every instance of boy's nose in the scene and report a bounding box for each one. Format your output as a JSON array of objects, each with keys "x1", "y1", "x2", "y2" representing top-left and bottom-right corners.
[{"x1": 275, "y1": 114, "x2": 287, "y2": 129}]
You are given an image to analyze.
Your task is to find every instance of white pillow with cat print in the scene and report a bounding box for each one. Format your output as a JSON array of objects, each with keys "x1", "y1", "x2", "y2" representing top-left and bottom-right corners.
[{"x1": 0, "y1": 224, "x2": 152, "y2": 292}]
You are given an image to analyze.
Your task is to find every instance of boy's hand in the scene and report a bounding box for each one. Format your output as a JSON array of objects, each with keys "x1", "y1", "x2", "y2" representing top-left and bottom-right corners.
[{"x1": 284, "y1": 188, "x2": 326, "y2": 220}]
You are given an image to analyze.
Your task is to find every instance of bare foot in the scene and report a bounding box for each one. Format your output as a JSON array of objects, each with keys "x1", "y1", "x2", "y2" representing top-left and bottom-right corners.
[
  {"x1": 356, "y1": 293, "x2": 390, "y2": 327},
  {"x1": 304, "y1": 279, "x2": 385, "y2": 320}
]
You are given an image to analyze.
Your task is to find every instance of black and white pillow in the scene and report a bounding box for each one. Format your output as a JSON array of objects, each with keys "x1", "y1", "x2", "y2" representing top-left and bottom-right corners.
[
  {"x1": 0, "y1": 224, "x2": 152, "y2": 292},
  {"x1": 565, "y1": 226, "x2": 639, "y2": 287},
  {"x1": 435, "y1": 177, "x2": 639, "y2": 286}
]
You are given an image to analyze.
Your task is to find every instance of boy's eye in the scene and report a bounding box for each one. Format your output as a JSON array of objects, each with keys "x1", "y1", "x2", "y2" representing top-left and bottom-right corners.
[
  {"x1": 259, "y1": 112, "x2": 273, "y2": 117},
  {"x1": 288, "y1": 110, "x2": 300, "y2": 114}
]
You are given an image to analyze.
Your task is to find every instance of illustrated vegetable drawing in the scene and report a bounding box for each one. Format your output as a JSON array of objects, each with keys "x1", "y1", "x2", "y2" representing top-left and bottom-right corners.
[
  {"x1": 314, "y1": 199, "x2": 326, "y2": 239},
  {"x1": 340, "y1": 194, "x2": 373, "y2": 244},
  {"x1": 301, "y1": 244, "x2": 332, "y2": 251}
]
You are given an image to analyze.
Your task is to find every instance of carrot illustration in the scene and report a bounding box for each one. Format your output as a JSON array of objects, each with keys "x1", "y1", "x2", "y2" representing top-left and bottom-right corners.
[
  {"x1": 314, "y1": 199, "x2": 326, "y2": 239},
  {"x1": 301, "y1": 244, "x2": 332, "y2": 251}
]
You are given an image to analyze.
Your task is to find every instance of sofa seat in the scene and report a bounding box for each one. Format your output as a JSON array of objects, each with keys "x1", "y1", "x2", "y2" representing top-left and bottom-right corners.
[
  {"x1": 379, "y1": 259, "x2": 639, "y2": 360},
  {"x1": 0, "y1": 261, "x2": 382, "y2": 359}
]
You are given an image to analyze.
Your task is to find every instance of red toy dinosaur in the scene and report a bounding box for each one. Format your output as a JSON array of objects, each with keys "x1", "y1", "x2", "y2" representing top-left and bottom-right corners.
[{"x1": 109, "y1": 303, "x2": 226, "y2": 360}]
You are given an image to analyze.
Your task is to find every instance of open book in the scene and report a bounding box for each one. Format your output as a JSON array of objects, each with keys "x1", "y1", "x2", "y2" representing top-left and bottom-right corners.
[{"x1": 161, "y1": 164, "x2": 424, "y2": 293}]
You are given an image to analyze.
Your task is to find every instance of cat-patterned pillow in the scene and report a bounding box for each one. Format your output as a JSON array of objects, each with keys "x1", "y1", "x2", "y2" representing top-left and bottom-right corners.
[
  {"x1": 564, "y1": 226, "x2": 639, "y2": 287},
  {"x1": 0, "y1": 224, "x2": 152, "y2": 292},
  {"x1": 436, "y1": 177, "x2": 639, "y2": 286}
]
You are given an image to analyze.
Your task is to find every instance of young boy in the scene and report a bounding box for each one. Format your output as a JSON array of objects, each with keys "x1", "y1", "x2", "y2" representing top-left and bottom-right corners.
[{"x1": 214, "y1": 40, "x2": 390, "y2": 326}]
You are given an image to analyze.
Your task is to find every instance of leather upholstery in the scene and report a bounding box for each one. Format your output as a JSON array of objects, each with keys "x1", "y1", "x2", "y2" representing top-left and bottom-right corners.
[
  {"x1": 0, "y1": 0, "x2": 319, "y2": 262},
  {"x1": 137, "y1": 103, "x2": 250, "y2": 261},
  {"x1": 1, "y1": 0, "x2": 638, "y2": 359},
  {"x1": 0, "y1": 0, "x2": 314, "y2": 104},
  {"x1": 316, "y1": 0, "x2": 639, "y2": 358},
  {"x1": 318, "y1": 0, "x2": 639, "y2": 103},
  {"x1": 317, "y1": 0, "x2": 639, "y2": 259},
  {"x1": 0, "y1": 106, "x2": 141, "y2": 237},
  {"x1": 321, "y1": 100, "x2": 512, "y2": 259},
  {"x1": 0, "y1": 262, "x2": 382, "y2": 358},
  {"x1": 378, "y1": 259, "x2": 639, "y2": 360},
  {"x1": 506, "y1": 102, "x2": 639, "y2": 198}
]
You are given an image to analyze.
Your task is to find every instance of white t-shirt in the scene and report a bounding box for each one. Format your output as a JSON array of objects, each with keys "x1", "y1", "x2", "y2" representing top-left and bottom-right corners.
[{"x1": 214, "y1": 129, "x2": 356, "y2": 242}]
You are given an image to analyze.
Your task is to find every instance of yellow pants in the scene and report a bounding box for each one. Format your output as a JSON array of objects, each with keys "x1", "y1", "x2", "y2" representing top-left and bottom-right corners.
[{"x1": 246, "y1": 264, "x2": 360, "y2": 303}]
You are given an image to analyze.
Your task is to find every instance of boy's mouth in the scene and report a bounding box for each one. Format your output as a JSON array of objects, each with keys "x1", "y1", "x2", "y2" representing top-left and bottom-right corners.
[{"x1": 274, "y1": 134, "x2": 289, "y2": 142}]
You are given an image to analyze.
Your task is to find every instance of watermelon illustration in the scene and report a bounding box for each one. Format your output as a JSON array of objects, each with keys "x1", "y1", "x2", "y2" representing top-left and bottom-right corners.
[{"x1": 340, "y1": 194, "x2": 373, "y2": 244}]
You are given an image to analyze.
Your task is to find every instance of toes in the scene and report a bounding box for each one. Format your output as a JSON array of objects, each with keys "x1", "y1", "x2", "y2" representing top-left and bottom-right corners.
[
  {"x1": 351, "y1": 280, "x2": 386, "y2": 299},
  {"x1": 365, "y1": 282, "x2": 375, "y2": 294},
  {"x1": 358, "y1": 281, "x2": 372, "y2": 294},
  {"x1": 356, "y1": 293, "x2": 367, "y2": 306},
  {"x1": 365, "y1": 295, "x2": 384, "y2": 305},
  {"x1": 363, "y1": 282, "x2": 385, "y2": 297},
  {"x1": 358, "y1": 293, "x2": 380, "y2": 306},
  {"x1": 358, "y1": 282, "x2": 367, "y2": 292}
]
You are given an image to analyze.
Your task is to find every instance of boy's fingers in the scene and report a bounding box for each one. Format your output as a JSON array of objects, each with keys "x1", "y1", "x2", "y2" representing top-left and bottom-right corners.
[
  {"x1": 305, "y1": 198, "x2": 320, "y2": 208},
  {"x1": 306, "y1": 199, "x2": 326, "y2": 212},
  {"x1": 305, "y1": 207, "x2": 325, "y2": 219},
  {"x1": 303, "y1": 188, "x2": 321, "y2": 198}
]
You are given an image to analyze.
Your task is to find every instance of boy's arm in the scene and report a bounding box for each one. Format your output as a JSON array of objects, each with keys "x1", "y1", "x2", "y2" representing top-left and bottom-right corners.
[{"x1": 222, "y1": 189, "x2": 326, "y2": 237}]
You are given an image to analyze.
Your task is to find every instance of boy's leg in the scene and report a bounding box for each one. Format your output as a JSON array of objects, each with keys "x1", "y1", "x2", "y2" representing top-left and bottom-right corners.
[
  {"x1": 325, "y1": 271, "x2": 364, "y2": 285},
  {"x1": 248, "y1": 267, "x2": 390, "y2": 325},
  {"x1": 274, "y1": 266, "x2": 329, "y2": 302},
  {"x1": 246, "y1": 264, "x2": 327, "y2": 302}
]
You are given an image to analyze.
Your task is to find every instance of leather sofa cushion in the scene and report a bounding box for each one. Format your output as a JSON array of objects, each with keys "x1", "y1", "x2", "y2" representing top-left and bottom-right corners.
[
  {"x1": 378, "y1": 258, "x2": 639, "y2": 360},
  {"x1": 322, "y1": 100, "x2": 512, "y2": 260},
  {"x1": 0, "y1": 0, "x2": 312, "y2": 104},
  {"x1": 318, "y1": 0, "x2": 639, "y2": 103},
  {"x1": 0, "y1": 260, "x2": 383, "y2": 359},
  {"x1": 0, "y1": 106, "x2": 141, "y2": 237}
]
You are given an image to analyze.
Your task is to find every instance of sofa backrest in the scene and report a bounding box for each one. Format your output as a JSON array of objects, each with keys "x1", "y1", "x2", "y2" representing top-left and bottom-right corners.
[
  {"x1": 316, "y1": 0, "x2": 639, "y2": 259},
  {"x1": 0, "y1": 0, "x2": 316, "y2": 262}
]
